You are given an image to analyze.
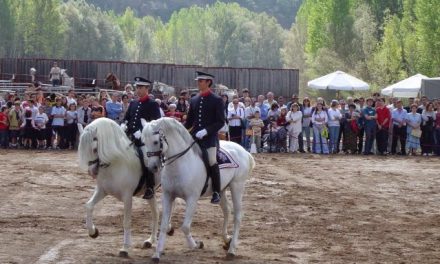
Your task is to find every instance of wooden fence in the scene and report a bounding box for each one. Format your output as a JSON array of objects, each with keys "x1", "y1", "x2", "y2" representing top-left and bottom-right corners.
[{"x1": 0, "y1": 58, "x2": 299, "y2": 97}]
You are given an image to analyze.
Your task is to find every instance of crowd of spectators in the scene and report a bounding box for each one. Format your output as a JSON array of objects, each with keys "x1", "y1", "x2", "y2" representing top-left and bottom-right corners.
[{"x1": 0, "y1": 84, "x2": 439, "y2": 157}]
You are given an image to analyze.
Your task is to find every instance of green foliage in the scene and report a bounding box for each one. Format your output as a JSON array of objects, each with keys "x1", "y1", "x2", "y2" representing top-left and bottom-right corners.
[
  {"x1": 87, "y1": 0, "x2": 304, "y2": 29},
  {"x1": 0, "y1": 0, "x2": 15, "y2": 57},
  {"x1": 1, "y1": 0, "x2": 440, "y2": 97},
  {"x1": 285, "y1": 0, "x2": 440, "y2": 98},
  {"x1": 414, "y1": 0, "x2": 440, "y2": 76},
  {"x1": 0, "y1": 0, "x2": 285, "y2": 67}
]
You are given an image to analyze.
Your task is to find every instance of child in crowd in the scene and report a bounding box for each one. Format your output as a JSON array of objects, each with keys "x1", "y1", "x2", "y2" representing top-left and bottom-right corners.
[
  {"x1": 91, "y1": 105, "x2": 105, "y2": 120},
  {"x1": 35, "y1": 106, "x2": 49, "y2": 149},
  {"x1": 8, "y1": 102, "x2": 22, "y2": 148},
  {"x1": 249, "y1": 110, "x2": 264, "y2": 153},
  {"x1": 165, "y1": 104, "x2": 183, "y2": 122},
  {"x1": 65, "y1": 103, "x2": 78, "y2": 150},
  {"x1": 21, "y1": 110, "x2": 36, "y2": 149}
]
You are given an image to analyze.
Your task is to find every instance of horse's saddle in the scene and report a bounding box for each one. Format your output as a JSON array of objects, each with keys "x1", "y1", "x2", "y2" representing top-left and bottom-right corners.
[
  {"x1": 217, "y1": 147, "x2": 239, "y2": 169},
  {"x1": 199, "y1": 146, "x2": 239, "y2": 196}
]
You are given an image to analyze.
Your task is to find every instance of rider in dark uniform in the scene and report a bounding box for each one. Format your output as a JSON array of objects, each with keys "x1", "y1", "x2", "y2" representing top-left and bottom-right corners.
[
  {"x1": 121, "y1": 77, "x2": 161, "y2": 199},
  {"x1": 185, "y1": 71, "x2": 225, "y2": 204}
]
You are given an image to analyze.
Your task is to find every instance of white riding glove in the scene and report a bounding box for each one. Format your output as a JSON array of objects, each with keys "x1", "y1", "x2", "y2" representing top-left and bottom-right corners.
[
  {"x1": 195, "y1": 129, "x2": 208, "y2": 139},
  {"x1": 134, "y1": 130, "x2": 142, "y2": 139},
  {"x1": 120, "y1": 122, "x2": 127, "y2": 132}
]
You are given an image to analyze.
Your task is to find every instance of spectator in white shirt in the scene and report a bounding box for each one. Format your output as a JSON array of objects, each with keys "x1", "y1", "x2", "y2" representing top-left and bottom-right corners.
[
  {"x1": 302, "y1": 97, "x2": 313, "y2": 152},
  {"x1": 228, "y1": 98, "x2": 245, "y2": 145},
  {"x1": 286, "y1": 103, "x2": 303, "y2": 153},
  {"x1": 51, "y1": 97, "x2": 66, "y2": 149},
  {"x1": 327, "y1": 100, "x2": 342, "y2": 153},
  {"x1": 66, "y1": 89, "x2": 77, "y2": 106},
  {"x1": 35, "y1": 106, "x2": 49, "y2": 149},
  {"x1": 263, "y1": 92, "x2": 277, "y2": 108},
  {"x1": 77, "y1": 98, "x2": 91, "y2": 127}
]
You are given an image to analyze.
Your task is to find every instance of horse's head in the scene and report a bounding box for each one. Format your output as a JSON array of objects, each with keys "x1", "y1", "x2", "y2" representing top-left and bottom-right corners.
[
  {"x1": 78, "y1": 124, "x2": 100, "y2": 177},
  {"x1": 78, "y1": 118, "x2": 135, "y2": 177},
  {"x1": 141, "y1": 118, "x2": 168, "y2": 173}
]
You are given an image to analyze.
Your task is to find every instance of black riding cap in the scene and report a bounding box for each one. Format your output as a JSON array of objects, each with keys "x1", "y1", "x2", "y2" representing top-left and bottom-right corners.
[{"x1": 134, "y1": 77, "x2": 152, "y2": 87}]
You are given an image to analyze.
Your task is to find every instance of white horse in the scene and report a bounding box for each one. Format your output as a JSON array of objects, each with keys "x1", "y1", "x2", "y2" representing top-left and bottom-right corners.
[
  {"x1": 140, "y1": 117, "x2": 255, "y2": 262},
  {"x1": 60, "y1": 69, "x2": 74, "y2": 88},
  {"x1": 78, "y1": 117, "x2": 169, "y2": 257}
]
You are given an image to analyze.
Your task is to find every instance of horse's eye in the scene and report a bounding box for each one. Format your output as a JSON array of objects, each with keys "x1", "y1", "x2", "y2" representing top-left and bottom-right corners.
[{"x1": 154, "y1": 141, "x2": 159, "y2": 145}]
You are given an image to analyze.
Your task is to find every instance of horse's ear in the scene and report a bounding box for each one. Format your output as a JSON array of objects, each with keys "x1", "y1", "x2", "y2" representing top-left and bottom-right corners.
[{"x1": 141, "y1": 118, "x2": 148, "y2": 128}]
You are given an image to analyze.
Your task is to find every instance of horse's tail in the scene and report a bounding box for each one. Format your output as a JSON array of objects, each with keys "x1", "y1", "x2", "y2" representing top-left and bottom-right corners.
[{"x1": 247, "y1": 152, "x2": 256, "y2": 176}]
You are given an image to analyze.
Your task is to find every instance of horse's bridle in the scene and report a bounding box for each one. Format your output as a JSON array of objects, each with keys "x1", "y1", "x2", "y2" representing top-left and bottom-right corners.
[
  {"x1": 146, "y1": 130, "x2": 197, "y2": 166},
  {"x1": 87, "y1": 158, "x2": 110, "y2": 168},
  {"x1": 87, "y1": 137, "x2": 110, "y2": 168}
]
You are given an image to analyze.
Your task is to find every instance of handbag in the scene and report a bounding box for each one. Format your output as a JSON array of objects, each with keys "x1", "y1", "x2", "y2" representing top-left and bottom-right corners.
[
  {"x1": 321, "y1": 126, "x2": 329, "y2": 138},
  {"x1": 411, "y1": 128, "x2": 422, "y2": 138},
  {"x1": 350, "y1": 119, "x2": 360, "y2": 134}
]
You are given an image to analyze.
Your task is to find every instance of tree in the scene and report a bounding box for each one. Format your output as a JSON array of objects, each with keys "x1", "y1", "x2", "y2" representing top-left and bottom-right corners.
[
  {"x1": 415, "y1": 0, "x2": 440, "y2": 76},
  {"x1": 0, "y1": 0, "x2": 15, "y2": 57}
]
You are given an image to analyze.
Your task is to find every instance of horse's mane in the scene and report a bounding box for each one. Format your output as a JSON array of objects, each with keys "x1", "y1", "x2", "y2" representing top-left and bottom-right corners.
[{"x1": 78, "y1": 118, "x2": 137, "y2": 170}]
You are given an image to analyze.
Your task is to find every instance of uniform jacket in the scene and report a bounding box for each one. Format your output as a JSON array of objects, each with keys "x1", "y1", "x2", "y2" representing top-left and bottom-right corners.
[
  {"x1": 123, "y1": 96, "x2": 161, "y2": 136},
  {"x1": 185, "y1": 91, "x2": 225, "y2": 148}
]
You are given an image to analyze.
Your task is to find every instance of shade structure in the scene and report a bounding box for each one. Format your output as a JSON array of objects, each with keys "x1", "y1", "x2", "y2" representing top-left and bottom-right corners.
[
  {"x1": 381, "y1": 73, "x2": 428, "y2": 98},
  {"x1": 307, "y1": 71, "x2": 370, "y2": 91}
]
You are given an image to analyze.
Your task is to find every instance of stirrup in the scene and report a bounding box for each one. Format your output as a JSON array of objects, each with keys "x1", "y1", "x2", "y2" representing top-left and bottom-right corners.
[
  {"x1": 143, "y1": 188, "x2": 154, "y2": 200},
  {"x1": 211, "y1": 192, "x2": 221, "y2": 204}
]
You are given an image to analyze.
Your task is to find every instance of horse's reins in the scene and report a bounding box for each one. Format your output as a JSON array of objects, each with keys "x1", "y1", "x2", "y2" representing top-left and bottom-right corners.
[{"x1": 146, "y1": 131, "x2": 197, "y2": 166}]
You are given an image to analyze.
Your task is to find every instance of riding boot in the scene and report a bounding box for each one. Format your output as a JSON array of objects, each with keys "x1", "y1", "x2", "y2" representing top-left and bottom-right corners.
[
  {"x1": 143, "y1": 169, "x2": 155, "y2": 200},
  {"x1": 210, "y1": 164, "x2": 221, "y2": 204}
]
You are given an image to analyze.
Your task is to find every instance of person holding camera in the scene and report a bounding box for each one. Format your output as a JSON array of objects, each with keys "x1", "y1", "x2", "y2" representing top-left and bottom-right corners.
[{"x1": 228, "y1": 98, "x2": 245, "y2": 145}]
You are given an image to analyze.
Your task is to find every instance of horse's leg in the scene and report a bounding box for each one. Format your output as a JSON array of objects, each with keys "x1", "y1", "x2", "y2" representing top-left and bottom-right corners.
[
  {"x1": 167, "y1": 200, "x2": 175, "y2": 236},
  {"x1": 85, "y1": 187, "x2": 106, "y2": 238},
  {"x1": 119, "y1": 196, "x2": 132, "y2": 257},
  {"x1": 220, "y1": 190, "x2": 232, "y2": 249},
  {"x1": 152, "y1": 193, "x2": 173, "y2": 262},
  {"x1": 181, "y1": 197, "x2": 203, "y2": 250},
  {"x1": 227, "y1": 181, "x2": 245, "y2": 258},
  {"x1": 143, "y1": 195, "x2": 159, "y2": 249}
]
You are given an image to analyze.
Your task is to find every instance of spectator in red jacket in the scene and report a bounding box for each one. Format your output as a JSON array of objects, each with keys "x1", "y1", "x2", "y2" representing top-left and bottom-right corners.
[{"x1": 376, "y1": 98, "x2": 391, "y2": 155}]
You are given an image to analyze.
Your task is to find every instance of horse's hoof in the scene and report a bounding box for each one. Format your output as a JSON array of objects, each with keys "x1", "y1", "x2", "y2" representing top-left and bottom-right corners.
[
  {"x1": 226, "y1": 252, "x2": 235, "y2": 260},
  {"x1": 167, "y1": 227, "x2": 175, "y2": 236},
  {"x1": 119, "y1": 250, "x2": 129, "y2": 258},
  {"x1": 142, "y1": 241, "x2": 152, "y2": 249},
  {"x1": 197, "y1": 241, "x2": 204, "y2": 249},
  {"x1": 89, "y1": 228, "x2": 99, "y2": 239},
  {"x1": 152, "y1": 257, "x2": 160, "y2": 263},
  {"x1": 223, "y1": 240, "x2": 231, "y2": 251}
]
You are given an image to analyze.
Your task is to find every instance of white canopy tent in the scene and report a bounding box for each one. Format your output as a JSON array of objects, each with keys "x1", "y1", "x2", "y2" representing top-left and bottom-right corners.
[
  {"x1": 307, "y1": 70, "x2": 370, "y2": 91},
  {"x1": 381, "y1": 73, "x2": 428, "y2": 98}
]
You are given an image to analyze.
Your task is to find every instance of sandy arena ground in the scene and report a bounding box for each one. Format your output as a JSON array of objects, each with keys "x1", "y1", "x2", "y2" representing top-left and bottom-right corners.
[{"x1": 0, "y1": 150, "x2": 439, "y2": 263}]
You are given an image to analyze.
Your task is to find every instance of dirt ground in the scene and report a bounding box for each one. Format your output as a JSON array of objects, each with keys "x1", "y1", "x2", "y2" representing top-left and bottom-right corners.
[{"x1": 0, "y1": 150, "x2": 439, "y2": 264}]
